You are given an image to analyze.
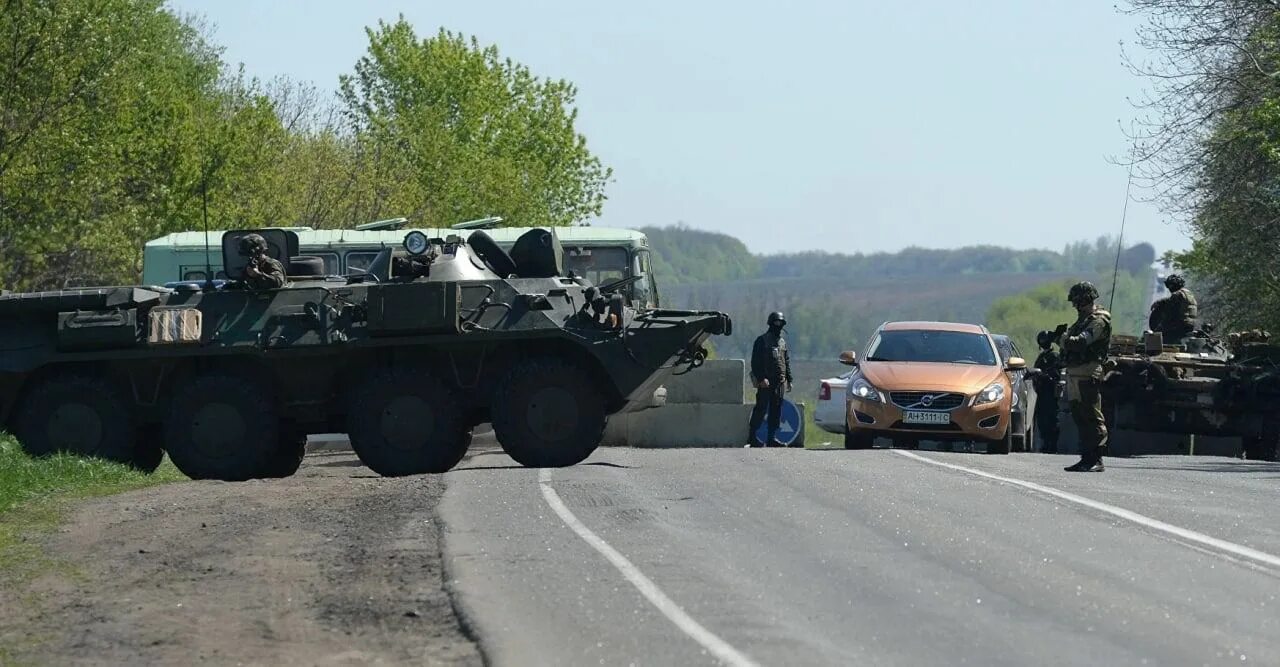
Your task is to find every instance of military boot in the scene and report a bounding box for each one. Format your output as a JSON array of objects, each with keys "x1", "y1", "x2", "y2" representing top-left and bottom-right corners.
[{"x1": 1064, "y1": 448, "x2": 1104, "y2": 472}]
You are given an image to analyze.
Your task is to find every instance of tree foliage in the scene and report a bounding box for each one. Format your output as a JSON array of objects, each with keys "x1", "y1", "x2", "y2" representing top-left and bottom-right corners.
[
  {"x1": 760, "y1": 237, "x2": 1149, "y2": 282},
  {"x1": 0, "y1": 4, "x2": 612, "y2": 290},
  {"x1": 338, "y1": 21, "x2": 612, "y2": 228},
  {"x1": 1123, "y1": 1, "x2": 1280, "y2": 330}
]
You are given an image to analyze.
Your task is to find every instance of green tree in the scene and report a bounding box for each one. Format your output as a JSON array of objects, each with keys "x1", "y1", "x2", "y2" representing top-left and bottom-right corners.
[
  {"x1": 1124, "y1": 2, "x2": 1280, "y2": 331},
  {"x1": 0, "y1": 0, "x2": 296, "y2": 289},
  {"x1": 338, "y1": 21, "x2": 612, "y2": 228}
]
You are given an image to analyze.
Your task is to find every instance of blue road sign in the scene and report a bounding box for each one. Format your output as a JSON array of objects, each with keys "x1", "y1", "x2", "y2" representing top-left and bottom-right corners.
[{"x1": 755, "y1": 398, "x2": 803, "y2": 446}]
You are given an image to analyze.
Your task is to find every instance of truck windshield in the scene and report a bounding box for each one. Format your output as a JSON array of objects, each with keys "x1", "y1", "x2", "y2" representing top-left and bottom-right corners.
[
  {"x1": 867, "y1": 330, "x2": 997, "y2": 366},
  {"x1": 564, "y1": 247, "x2": 628, "y2": 286}
]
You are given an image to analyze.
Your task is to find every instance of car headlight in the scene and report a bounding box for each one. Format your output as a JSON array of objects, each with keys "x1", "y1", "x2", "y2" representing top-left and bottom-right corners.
[
  {"x1": 848, "y1": 377, "x2": 885, "y2": 403},
  {"x1": 974, "y1": 381, "x2": 1006, "y2": 406}
]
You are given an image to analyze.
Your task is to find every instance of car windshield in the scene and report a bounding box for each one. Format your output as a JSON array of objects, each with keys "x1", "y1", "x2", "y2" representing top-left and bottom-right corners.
[{"x1": 866, "y1": 329, "x2": 997, "y2": 366}]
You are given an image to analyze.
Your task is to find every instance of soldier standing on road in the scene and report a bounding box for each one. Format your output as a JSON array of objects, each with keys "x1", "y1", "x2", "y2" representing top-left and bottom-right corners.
[
  {"x1": 1059, "y1": 282, "x2": 1112, "y2": 472},
  {"x1": 1148, "y1": 274, "x2": 1197, "y2": 344},
  {"x1": 1032, "y1": 330, "x2": 1063, "y2": 454},
  {"x1": 746, "y1": 311, "x2": 793, "y2": 448},
  {"x1": 238, "y1": 233, "x2": 287, "y2": 289}
]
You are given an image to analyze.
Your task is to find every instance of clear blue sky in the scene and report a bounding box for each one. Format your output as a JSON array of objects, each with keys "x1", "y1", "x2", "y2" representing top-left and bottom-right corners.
[{"x1": 168, "y1": 0, "x2": 1186, "y2": 257}]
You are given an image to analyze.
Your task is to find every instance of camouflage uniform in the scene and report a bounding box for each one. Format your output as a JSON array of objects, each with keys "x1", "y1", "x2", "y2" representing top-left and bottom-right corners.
[
  {"x1": 1032, "y1": 333, "x2": 1062, "y2": 454},
  {"x1": 1061, "y1": 285, "x2": 1111, "y2": 471},
  {"x1": 1148, "y1": 287, "x2": 1197, "y2": 343},
  {"x1": 238, "y1": 234, "x2": 287, "y2": 290}
]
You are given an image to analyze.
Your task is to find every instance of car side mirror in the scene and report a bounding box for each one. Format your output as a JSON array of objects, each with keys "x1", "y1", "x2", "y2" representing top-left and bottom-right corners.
[
  {"x1": 1006, "y1": 356, "x2": 1026, "y2": 371},
  {"x1": 839, "y1": 350, "x2": 858, "y2": 366}
]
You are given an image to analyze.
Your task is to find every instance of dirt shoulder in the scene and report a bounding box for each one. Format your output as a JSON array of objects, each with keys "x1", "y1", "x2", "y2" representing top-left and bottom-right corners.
[{"x1": 0, "y1": 451, "x2": 481, "y2": 666}]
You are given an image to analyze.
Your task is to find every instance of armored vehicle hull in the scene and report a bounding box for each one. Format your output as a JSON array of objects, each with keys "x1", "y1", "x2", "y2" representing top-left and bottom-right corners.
[
  {"x1": 0, "y1": 228, "x2": 731, "y2": 479},
  {"x1": 1101, "y1": 332, "x2": 1280, "y2": 460}
]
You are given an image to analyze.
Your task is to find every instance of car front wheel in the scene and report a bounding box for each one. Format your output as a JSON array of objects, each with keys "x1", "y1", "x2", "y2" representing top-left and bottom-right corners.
[{"x1": 844, "y1": 430, "x2": 874, "y2": 450}]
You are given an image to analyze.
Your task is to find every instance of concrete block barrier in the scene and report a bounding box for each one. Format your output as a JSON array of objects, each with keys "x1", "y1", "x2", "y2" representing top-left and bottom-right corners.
[
  {"x1": 661, "y1": 359, "x2": 745, "y2": 405},
  {"x1": 602, "y1": 403, "x2": 754, "y2": 448}
]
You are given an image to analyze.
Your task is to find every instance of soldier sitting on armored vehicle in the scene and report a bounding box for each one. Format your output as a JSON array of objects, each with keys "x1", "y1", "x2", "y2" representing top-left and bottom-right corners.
[
  {"x1": 238, "y1": 233, "x2": 287, "y2": 289},
  {"x1": 1148, "y1": 273, "x2": 1197, "y2": 344}
]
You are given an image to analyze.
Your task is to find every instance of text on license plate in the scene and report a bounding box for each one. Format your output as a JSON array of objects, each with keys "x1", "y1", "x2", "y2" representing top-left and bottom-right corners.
[{"x1": 903, "y1": 410, "x2": 951, "y2": 425}]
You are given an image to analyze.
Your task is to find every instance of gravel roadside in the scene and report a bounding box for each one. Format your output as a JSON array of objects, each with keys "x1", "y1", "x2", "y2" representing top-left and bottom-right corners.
[{"x1": 0, "y1": 450, "x2": 481, "y2": 666}]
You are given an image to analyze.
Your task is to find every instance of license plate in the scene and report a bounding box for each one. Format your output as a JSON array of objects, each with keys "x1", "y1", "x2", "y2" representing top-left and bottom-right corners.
[{"x1": 903, "y1": 410, "x2": 951, "y2": 425}]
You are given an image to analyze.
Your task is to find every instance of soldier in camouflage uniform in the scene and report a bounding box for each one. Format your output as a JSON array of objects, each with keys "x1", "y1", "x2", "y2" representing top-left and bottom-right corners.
[
  {"x1": 1032, "y1": 330, "x2": 1063, "y2": 454},
  {"x1": 1147, "y1": 274, "x2": 1197, "y2": 344},
  {"x1": 1059, "y1": 281, "x2": 1111, "y2": 472},
  {"x1": 238, "y1": 233, "x2": 287, "y2": 289}
]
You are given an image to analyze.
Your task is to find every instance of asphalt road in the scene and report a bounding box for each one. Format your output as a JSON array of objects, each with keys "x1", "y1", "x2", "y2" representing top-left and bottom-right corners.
[{"x1": 441, "y1": 445, "x2": 1280, "y2": 666}]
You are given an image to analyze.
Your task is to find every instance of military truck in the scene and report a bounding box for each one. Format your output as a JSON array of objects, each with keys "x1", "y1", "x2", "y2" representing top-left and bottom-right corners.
[
  {"x1": 1101, "y1": 330, "x2": 1280, "y2": 461},
  {"x1": 0, "y1": 227, "x2": 731, "y2": 480}
]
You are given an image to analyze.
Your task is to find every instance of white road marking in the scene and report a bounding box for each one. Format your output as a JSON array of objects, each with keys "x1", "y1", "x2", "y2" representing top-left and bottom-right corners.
[
  {"x1": 538, "y1": 469, "x2": 758, "y2": 667},
  {"x1": 893, "y1": 450, "x2": 1280, "y2": 571}
]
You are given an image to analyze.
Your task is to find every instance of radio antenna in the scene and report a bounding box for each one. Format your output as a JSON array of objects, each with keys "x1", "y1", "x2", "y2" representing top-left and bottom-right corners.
[
  {"x1": 1109, "y1": 134, "x2": 1138, "y2": 311},
  {"x1": 201, "y1": 171, "x2": 214, "y2": 291}
]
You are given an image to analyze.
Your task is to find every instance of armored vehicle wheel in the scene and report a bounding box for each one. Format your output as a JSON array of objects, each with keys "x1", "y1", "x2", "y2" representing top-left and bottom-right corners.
[
  {"x1": 492, "y1": 358, "x2": 606, "y2": 467},
  {"x1": 262, "y1": 436, "x2": 306, "y2": 478},
  {"x1": 132, "y1": 426, "x2": 165, "y2": 474},
  {"x1": 163, "y1": 375, "x2": 278, "y2": 481},
  {"x1": 14, "y1": 374, "x2": 137, "y2": 465},
  {"x1": 347, "y1": 370, "x2": 470, "y2": 476},
  {"x1": 844, "y1": 431, "x2": 873, "y2": 449}
]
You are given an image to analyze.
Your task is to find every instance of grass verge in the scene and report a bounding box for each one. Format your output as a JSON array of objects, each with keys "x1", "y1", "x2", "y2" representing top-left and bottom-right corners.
[
  {"x1": 0, "y1": 432, "x2": 183, "y2": 584},
  {"x1": 801, "y1": 404, "x2": 844, "y2": 450}
]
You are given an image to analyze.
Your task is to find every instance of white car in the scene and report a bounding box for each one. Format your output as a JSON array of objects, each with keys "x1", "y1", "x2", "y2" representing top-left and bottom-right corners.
[{"x1": 814, "y1": 371, "x2": 854, "y2": 434}]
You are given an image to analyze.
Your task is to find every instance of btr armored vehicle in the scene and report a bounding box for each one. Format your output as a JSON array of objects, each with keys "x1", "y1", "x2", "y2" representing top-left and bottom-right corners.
[
  {"x1": 1102, "y1": 330, "x2": 1280, "y2": 460},
  {"x1": 0, "y1": 227, "x2": 731, "y2": 479}
]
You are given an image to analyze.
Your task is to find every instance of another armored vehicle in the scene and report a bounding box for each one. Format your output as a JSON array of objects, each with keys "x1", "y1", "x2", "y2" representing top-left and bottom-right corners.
[
  {"x1": 0, "y1": 227, "x2": 731, "y2": 479},
  {"x1": 1101, "y1": 330, "x2": 1280, "y2": 460}
]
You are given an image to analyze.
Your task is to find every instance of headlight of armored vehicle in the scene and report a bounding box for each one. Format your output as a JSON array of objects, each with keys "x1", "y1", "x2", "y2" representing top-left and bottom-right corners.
[{"x1": 404, "y1": 231, "x2": 429, "y2": 255}]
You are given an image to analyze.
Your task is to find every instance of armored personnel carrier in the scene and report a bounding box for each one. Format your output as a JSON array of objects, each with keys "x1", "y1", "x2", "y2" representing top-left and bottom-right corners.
[
  {"x1": 0, "y1": 227, "x2": 731, "y2": 480},
  {"x1": 1101, "y1": 330, "x2": 1280, "y2": 460}
]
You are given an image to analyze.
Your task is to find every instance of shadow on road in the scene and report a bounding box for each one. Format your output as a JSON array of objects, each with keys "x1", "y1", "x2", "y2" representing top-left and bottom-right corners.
[
  {"x1": 451, "y1": 461, "x2": 635, "y2": 473},
  {"x1": 1126, "y1": 458, "x2": 1280, "y2": 475},
  {"x1": 312, "y1": 459, "x2": 365, "y2": 468}
]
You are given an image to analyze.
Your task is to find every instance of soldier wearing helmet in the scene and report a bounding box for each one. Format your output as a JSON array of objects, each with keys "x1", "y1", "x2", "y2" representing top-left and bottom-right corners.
[
  {"x1": 1058, "y1": 281, "x2": 1111, "y2": 472},
  {"x1": 747, "y1": 311, "x2": 793, "y2": 447},
  {"x1": 1032, "y1": 329, "x2": 1063, "y2": 454},
  {"x1": 1147, "y1": 273, "x2": 1197, "y2": 344},
  {"x1": 237, "y1": 233, "x2": 286, "y2": 289}
]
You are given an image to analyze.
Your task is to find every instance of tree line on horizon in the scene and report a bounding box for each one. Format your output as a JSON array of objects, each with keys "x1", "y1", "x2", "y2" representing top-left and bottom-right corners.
[{"x1": 642, "y1": 223, "x2": 1157, "y2": 286}]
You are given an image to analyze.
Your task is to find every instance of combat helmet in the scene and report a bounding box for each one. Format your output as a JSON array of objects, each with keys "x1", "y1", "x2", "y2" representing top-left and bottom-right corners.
[
  {"x1": 1068, "y1": 281, "x2": 1099, "y2": 307},
  {"x1": 1036, "y1": 329, "x2": 1056, "y2": 349},
  {"x1": 767, "y1": 311, "x2": 786, "y2": 327},
  {"x1": 238, "y1": 233, "x2": 270, "y2": 257},
  {"x1": 1164, "y1": 273, "x2": 1186, "y2": 291}
]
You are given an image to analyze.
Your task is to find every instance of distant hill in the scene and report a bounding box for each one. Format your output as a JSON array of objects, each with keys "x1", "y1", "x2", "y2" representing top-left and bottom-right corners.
[
  {"x1": 641, "y1": 224, "x2": 1155, "y2": 360},
  {"x1": 639, "y1": 225, "x2": 759, "y2": 285}
]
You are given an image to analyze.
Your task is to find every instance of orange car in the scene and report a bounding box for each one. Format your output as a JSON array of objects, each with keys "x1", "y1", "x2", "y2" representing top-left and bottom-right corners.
[{"x1": 841, "y1": 321, "x2": 1026, "y2": 454}]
